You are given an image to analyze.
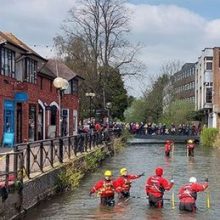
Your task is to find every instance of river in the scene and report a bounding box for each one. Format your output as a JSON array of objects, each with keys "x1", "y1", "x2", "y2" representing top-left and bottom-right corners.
[{"x1": 24, "y1": 143, "x2": 220, "y2": 220}]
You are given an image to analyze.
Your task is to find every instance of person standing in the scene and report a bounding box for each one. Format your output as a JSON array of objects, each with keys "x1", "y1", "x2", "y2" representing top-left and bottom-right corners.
[
  {"x1": 186, "y1": 139, "x2": 195, "y2": 156},
  {"x1": 178, "y1": 177, "x2": 208, "y2": 212},
  {"x1": 145, "y1": 167, "x2": 174, "y2": 208},
  {"x1": 164, "y1": 140, "x2": 174, "y2": 157},
  {"x1": 115, "y1": 168, "x2": 144, "y2": 199},
  {"x1": 89, "y1": 170, "x2": 117, "y2": 206}
]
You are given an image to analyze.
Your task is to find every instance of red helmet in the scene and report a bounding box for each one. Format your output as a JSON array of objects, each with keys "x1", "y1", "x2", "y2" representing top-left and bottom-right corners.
[{"x1": 155, "y1": 167, "x2": 163, "y2": 176}]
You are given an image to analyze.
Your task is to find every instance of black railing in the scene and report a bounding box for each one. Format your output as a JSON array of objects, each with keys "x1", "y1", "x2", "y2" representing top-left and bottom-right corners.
[
  {"x1": 0, "y1": 151, "x2": 24, "y2": 187},
  {"x1": 12, "y1": 131, "x2": 111, "y2": 179}
]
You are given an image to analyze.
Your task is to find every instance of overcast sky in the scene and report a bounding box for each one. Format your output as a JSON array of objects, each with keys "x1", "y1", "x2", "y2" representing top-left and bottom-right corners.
[{"x1": 1, "y1": 0, "x2": 220, "y2": 96}]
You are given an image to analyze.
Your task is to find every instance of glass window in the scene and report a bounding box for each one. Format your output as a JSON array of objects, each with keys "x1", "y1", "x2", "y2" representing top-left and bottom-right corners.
[
  {"x1": 29, "y1": 104, "x2": 36, "y2": 141},
  {"x1": 206, "y1": 62, "x2": 212, "y2": 70},
  {"x1": 71, "y1": 79, "x2": 78, "y2": 94},
  {"x1": 24, "y1": 58, "x2": 37, "y2": 83},
  {"x1": 50, "y1": 105, "x2": 57, "y2": 126},
  {"x1": 0, "y1": 47, "x2": 15, "y2": 77},
  {"x1": 206, "y1": 88, "x2": 212, "y2": 103}
]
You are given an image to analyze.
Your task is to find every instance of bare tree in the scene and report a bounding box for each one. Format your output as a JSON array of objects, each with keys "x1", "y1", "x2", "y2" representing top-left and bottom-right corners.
[{"x1": 54, "y1": 0, "x2": 143, "y2": 118}]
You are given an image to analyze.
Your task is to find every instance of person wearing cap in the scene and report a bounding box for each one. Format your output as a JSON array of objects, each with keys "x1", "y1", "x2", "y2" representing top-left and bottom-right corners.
[
  {"x1": 164, "y1": 140, "x2": 174, "y2": 157},
  {"x1": 178, "y1": 177, "x2": 208, "y2": 212},
  {"x1": 89, "y1": 170, "x2": 117, "y2": 206},
  {"x1": 186, "y1": 139, "x2": 195, "y2": 156},
  {"x1": 115, "y1": 168, "x2": 144, "y2": 199},
  {"x1": 145, "y1": 167, "x2": 174, "y2": 208}
]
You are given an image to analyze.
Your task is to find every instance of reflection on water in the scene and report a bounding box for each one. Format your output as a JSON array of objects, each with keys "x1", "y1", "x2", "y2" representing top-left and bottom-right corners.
[{"x1": 24, "y1": 143, "x2": 220, "y2": 220}]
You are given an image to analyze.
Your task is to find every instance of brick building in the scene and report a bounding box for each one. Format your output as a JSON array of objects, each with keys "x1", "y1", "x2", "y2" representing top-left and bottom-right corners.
[
  {"x1": 0, "y1": 32, "x2": 81, "y2": 146},
  {"x1": 212, "y1": 47, "x2": 220, "y2": 128}
]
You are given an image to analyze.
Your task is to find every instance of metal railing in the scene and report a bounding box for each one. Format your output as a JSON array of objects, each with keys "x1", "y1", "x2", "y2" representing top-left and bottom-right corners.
[
  {"x1": 0, "y1": 151, "x2": 24, "y2": 187},
  {"x1": 13, "y1": 130, "x2": 111, "y2": 179},
  {"x1": 0, "y1": 130, "x2": 113, "y2": 186}
]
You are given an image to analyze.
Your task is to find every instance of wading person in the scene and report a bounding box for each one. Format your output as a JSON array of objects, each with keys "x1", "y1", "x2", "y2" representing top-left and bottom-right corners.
[
  {"x1": 178, "y1": 177, "x2": 208, "y2": 212},
  {"x1": 115, "y1": 168, "x2": 144, "y2": 199},
  {"x1": 145, "y1": 167, "x2": 174, "y2": 208},
  {"x1": 186, "y1": 139, "x2": 195, "y2": 156},
  {"x1": 164, "y1": 140, "x2": 174, "y2": 157},
  {"x1": 89, "y1": 170, "x2": 117, "y2": 206}
]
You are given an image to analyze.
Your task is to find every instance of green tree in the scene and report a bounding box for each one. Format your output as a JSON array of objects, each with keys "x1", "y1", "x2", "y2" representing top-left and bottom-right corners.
[
  {"x1": 160, "y1": 100, "x2": 195, "y2": 125},
  {"x1": 124, "y1": 98, "x2": 148, "y2": 122}
]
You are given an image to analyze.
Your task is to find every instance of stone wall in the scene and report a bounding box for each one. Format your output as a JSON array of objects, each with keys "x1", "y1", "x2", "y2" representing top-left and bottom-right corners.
[{"x1": 0, "y1": 143, "x2": 113, "y2": 220}]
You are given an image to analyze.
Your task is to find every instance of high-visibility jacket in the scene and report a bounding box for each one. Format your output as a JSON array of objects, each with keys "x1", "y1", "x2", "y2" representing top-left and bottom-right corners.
[
  {"x1": 90, "y1": 179, "x2": 117, "y2": 197},
  {"x1": 187, "y1": 143, "x2": 195, "y2": 149},
  {"x1": 115, "y1": 174, "x2": 140, "y2": 192},
  {"x1": 146, "y1": 175, "x2": 173, "y2": 198},
  {"x1": 178, "y1": 182, "x2": 208, "y2": 203},
  {"x1": 165, "y1": 143, "x2": 172, "y2": 152}
]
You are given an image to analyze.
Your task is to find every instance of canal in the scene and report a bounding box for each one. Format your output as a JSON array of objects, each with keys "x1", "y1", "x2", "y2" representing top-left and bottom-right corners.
[{"x1": 24, "y1": 143, "x2": 220, "y2": 220}]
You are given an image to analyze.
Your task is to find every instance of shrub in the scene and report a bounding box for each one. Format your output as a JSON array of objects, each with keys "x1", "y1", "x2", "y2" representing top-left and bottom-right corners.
[{"x1": 200, "y1": 128, "x2": 219, "y2": 147}]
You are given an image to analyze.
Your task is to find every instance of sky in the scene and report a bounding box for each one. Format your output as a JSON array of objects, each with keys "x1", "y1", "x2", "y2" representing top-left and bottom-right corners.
[{"x1": 1, "y1": 0, "x2": 220, "y2": 97}]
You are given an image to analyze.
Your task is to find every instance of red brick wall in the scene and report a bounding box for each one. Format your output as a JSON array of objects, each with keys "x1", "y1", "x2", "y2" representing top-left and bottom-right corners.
[{"x1": 0, "y1": 75, "x2": 79, "y2": 144}]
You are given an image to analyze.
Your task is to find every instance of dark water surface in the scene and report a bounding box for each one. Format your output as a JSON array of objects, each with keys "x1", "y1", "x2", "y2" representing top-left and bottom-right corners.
[{"x1": 24, "y1": 143, "x2": 220, "y2": 220}]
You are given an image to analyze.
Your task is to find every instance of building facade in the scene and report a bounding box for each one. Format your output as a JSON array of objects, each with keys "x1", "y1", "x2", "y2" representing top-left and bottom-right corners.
[
  {"x1": 163, "y1": 63, "x2": 196, "y2": 113},
  {"x1": 195, "y1": 48, "x2": 213, "y2": 127},
  {"x1": 173, "y1": 63, "x2": 196, "y2": 103},
  {"x1": 212, "y1": 47, "x2": 220, "y2": 128},
  {"x1": 0, "y1": 32, "x2": 80, "y2": 146}
]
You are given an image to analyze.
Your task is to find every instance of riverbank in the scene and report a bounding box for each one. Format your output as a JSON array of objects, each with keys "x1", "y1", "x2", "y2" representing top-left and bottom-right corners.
[{"x1": 0, "y1": 138, "x2": 117, "y2": 220}]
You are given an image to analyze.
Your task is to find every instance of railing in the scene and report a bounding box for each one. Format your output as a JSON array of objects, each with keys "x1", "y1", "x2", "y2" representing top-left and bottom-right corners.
[
  {"x1": 13, "y1": 130, "x2": 111, "y2": 179},
  {"x1": 0, "y1": 151, "x2": 24, "y2": 187}
]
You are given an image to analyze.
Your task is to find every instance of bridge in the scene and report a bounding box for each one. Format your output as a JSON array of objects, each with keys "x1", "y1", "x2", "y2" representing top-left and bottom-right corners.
[{"x1": 127, "y1": 134, "x2": 200, "y2": 144}]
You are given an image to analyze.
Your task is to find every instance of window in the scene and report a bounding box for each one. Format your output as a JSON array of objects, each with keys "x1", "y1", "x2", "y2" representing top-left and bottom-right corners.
[
  {"x1": 206, "y1": 62, "x2": 212, "y2": 70},
  {"x1": 206, "y1": 88, "x2": 212, "y2": 103},
  {"x1": 40, "y1": 77, "x2": 43, "y2": 90},
  {"x1": 71, "y1": 79, "x2": 78, "y2": 94},
  {"x1": 24, "y1": 58, "x2": 37, "y2": 83},
  {"x1": 0, "y1": 47, "x2": 15, "y2": 77},
  {"x1": 29, "y1": 104, "x2": 36, "y2": 141},
  {"x1": 206, "y1": 56, "x2": 213, "y2": 60},
  {"x1": 50, "y1": 105, "x2": 57, "y2": 125}
]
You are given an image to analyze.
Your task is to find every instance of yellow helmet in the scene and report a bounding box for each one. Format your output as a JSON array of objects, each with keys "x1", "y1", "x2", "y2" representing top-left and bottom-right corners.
[
  {"x1": 104, "y1": 170, "x2": 112, "y2": 177},
  {"x1": 188, "y1": 139, "x2": 193, "y2": 144},
  {"x1": 120, "y1": 168, "x2": 127, "y2": 175}
]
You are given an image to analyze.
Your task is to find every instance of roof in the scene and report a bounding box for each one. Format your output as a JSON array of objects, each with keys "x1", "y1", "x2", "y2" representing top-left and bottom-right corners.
[
  {"x1": 0, "y1": 32, "x2": 46, "y2": 60},
  {"x1": 42, "y1": 59, "x2": 84, "y2": 81}
]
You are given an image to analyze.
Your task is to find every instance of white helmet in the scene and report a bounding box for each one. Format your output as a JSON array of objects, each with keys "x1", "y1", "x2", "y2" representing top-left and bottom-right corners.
[{"x1": 189, "y1": 177, "x2": 197, "y2": 183}]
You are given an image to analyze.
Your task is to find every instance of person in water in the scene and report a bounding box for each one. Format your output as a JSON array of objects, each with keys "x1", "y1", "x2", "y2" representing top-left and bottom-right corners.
[
  {"x1": 164, "y1": 140, "x2": 174, "y2": 157},
  {"x1": 89, "y1": 170, "x2": 117, "y2": 206},
  {"x1": 115, "y1": 168, "x2": 144, "y2": 199},
  {"x1": 178, "y1": 176, "x2": 208, "y2": 212},
  {"x1": 145, "y1": 167, "x2": 174, "y2": 208}
]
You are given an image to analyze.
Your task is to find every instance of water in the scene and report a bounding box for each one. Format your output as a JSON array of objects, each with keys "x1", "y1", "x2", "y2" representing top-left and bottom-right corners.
[{"x1": 24, "y1": 143, "x2": 220, "y2": 220}]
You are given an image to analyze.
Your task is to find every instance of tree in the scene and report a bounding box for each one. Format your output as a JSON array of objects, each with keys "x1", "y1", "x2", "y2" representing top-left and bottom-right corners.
[
  {"x1": 54, "y1": 0, "x2": 142, "y2": 120},
  {"x1": 124, "y1": 98, "x2": 148, "y2": 123},
  {"x1": 160, "y1": 100, "x2": 195, "y2": 125}
]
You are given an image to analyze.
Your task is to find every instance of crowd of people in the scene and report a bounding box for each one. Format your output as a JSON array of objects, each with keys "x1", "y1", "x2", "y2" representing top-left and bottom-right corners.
[
  {"x1": 127, "y1": 122, "x2": 201, "y2": 136},
  {"x1": 89, "y1": 138, "x2": 209, "y2": 213}
]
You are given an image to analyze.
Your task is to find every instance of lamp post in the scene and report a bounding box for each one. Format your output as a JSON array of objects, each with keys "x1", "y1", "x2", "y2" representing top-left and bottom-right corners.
[
  {"x1": 53, "y1": 77, "x2": 69, "y2": 136},
  {"x1": 85, "y1": 92, "x2": 96, "y2": 122},
  {"x1": 106, "y1": 102, "x2": 112, "y2": 128}
]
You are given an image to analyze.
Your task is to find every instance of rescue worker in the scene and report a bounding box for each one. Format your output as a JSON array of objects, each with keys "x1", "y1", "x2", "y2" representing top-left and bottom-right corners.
[
  {"x1": 178, "y1": 177, "x2": 208, "y2": 212},
  {"x1": 115, "y1": 168, "x2": 144, "y2": 199},
  {"x1": 164, "y1": 140, "x2": 173, "y2": 157},
  {"x1": 145, "y1": 167, "x2": 174, "y2": 208},
  {"x1": 186, "y1": 139, "x2": 195, "y2": 156},
  {"x1": 89, "y1": 170, "x2": 117, "y2": 206}
]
